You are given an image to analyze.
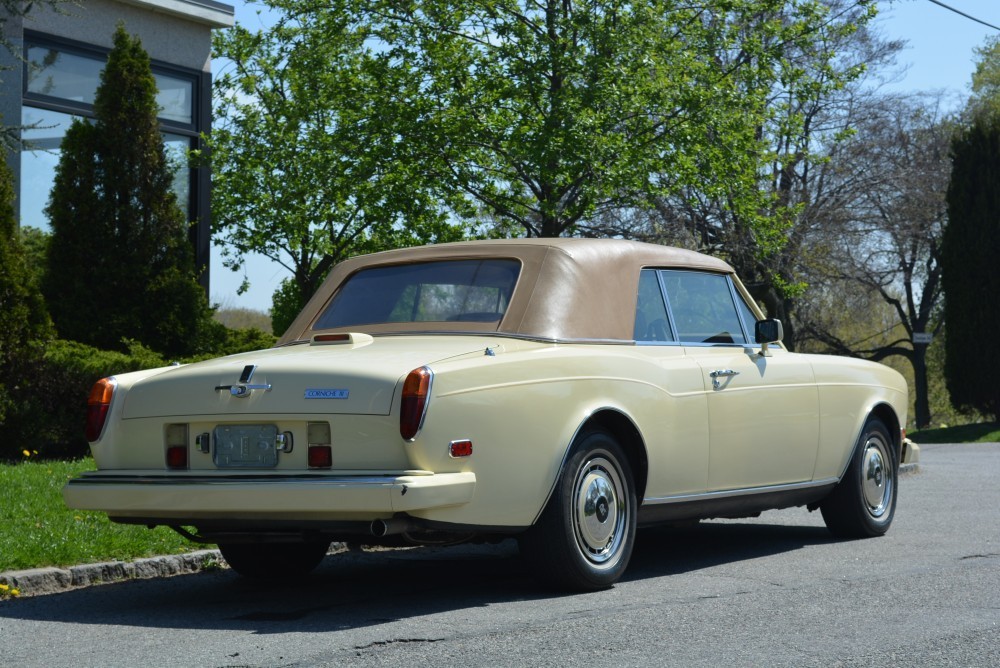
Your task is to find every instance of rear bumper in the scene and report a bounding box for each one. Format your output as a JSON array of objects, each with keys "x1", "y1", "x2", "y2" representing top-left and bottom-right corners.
[{"x1": 63, "y1": 470, "x2": 476, "y2": 522}]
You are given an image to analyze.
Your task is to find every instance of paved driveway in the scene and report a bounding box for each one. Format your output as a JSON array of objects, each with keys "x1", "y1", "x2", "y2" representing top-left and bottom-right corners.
[{"x1": 0, "y1": 442, "x2": 997, "y2": 667}]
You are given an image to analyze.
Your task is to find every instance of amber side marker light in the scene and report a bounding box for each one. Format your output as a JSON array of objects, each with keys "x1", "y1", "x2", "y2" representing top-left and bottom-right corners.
[
  {"x1": 85, "y1": 377, "x2": 116, "y2": 442},
  {"x1": 400, "y1": 366, "x2": 433, "y2": 441}
]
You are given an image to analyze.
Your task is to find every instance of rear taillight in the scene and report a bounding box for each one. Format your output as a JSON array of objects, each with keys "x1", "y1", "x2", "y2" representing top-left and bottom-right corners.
[
  {"x1": 85, "y1": 377, "x2": 116, "y2": 442},
  {"x1": 308, "y1": 422, "x2": 333, "y2": 469},
  {"x1": 165, "y1": 424, "x2": 188, "y2": 470},
  {"x1": 166, "y1": 446, "x2": 188, "y2": 469},
  {"x1": 400, "y1": 366, "x2": 432, "y2": 441}
]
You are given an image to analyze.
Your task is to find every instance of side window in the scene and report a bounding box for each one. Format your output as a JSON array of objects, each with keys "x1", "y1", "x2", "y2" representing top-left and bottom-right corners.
[
  {"x1": 660, "y1": 271, "x2": 749, "y2": 345},
  {"x1": 633, "y1": 269, "x2": 674, "y2": 342}
]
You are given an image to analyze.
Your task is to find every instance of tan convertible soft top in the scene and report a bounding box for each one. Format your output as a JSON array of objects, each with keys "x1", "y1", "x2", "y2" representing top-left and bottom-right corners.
[{"x1": 277, "y1": 238, "x2": 735, "y2": 345}]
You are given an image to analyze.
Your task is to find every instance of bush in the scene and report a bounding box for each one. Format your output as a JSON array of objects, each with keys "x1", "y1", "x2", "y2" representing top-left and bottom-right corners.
[
  {"x1": 0, "y1": 326, "x2": 278, "y2": 461},
  {"x1": 185, "y1": 326, "x2": 278, "y2": 362},
  {"x1": 220, "y1": 326, "x2": 278, "y2": 354},
  {"x1": 0, "y1": 340, "x2": 167, "y2": 461},
  {"x1": 271, "y1": 277, "x2": 306, "y2": 338}
]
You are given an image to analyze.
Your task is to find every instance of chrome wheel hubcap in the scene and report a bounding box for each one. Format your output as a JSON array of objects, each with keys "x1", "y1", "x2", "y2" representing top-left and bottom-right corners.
[
  {"x1": 573, "y1": 454, "x2": 627, "y2": 566},
  {"x1": 861, "y1": 436, "x2": 893, "y2": 518}
]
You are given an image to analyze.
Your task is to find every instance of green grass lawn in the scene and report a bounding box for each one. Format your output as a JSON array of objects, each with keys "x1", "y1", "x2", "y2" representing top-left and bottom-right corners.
[{"x1": 0, "y1": 458, "x2": 195, "y2": 573}]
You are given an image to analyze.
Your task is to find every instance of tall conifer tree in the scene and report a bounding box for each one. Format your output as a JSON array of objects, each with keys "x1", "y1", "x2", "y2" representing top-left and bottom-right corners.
[
  {"x1": 942, "y1": 114, "x2": 1000, "y2": 421},
  {"x1": 44, "y1": 24, "x2": 219, "y2": 357}
]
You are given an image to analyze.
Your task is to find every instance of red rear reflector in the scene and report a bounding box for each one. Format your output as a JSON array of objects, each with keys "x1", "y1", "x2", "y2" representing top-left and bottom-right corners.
[
  {"x1": 400, "y1": 366, "x2": 433, "y2": 441},
  {"x1": 449, "y1": 439, "x2": 473, "y2": 458},
  {"x1": 166, "y1": 445, "x2": 188, "y2": 469},
  {"x1": 308, "y1": 444, "x2": 333, "y2": 468},
  {"x1": 85, "y1": 377, "x2": 116, "y2": 442}
]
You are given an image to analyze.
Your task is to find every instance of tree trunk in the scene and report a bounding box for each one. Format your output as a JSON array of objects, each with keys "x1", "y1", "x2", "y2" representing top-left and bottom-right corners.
[{"x1": 912, "y1": 345, "x2": 930, "y2": 429}]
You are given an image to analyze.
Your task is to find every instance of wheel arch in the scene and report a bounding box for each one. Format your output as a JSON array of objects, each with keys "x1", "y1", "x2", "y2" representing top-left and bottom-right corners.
[
  {"x1": 577, "y1": 408, "x2": 649, "y2": 503},
  {"x1": 835, "y1": 402, "x2": 903, "y2": 482},
  {"x1": 529, "y1": 407, "x2": 649, "y2": 527},
  {"x1": 868, "y1": 402, "x2": 903, "y2": 467}
]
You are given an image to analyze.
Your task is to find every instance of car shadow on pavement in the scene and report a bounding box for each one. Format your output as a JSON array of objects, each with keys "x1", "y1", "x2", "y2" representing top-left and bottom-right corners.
[
  {"x1": 0, "y1": 521, "x2": 836, "y2": 634},
  {"x1": 627, "y1": 520, "x2": 834, "y2": 581}
]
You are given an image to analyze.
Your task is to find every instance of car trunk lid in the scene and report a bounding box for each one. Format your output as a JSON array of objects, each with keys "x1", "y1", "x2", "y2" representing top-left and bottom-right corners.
[{"x1": 120, "y1": 336, "x2": 492, "y2": 419}]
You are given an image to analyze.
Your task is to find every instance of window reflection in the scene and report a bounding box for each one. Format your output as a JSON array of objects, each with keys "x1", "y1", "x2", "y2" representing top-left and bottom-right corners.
[
  {"x1": 20, "y1": 40, "x2": 199, "y2": 231},
  {"x1": 163, "y1": 133, "x2": 191, "y2": 212},
  {"x1": 20, "y1": 107, "x2": 78, "y2": 230},
  {"x1": 20, "y1": 109, "x2": 193, "y2": 231},
  {"x1": 155, "y1": 74, "x2": 194, "y2": 124},
  {"x1": 25, "y1": 43, "x2": 195, "y2": 125},
  {"x1": 26, "y1": 46, "x2": 103, "y2": 104}
]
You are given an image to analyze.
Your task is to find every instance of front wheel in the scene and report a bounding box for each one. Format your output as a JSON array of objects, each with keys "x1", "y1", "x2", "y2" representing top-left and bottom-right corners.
[
  {"x1": 820, "y1": 416, "x2": 898, "y2": 538},
  {"x1": 519, "y1": 430, "x2": 637, "y2": 591},
  {"x1": 219, "y1": 540, "x2": 330, "y2": 579}
]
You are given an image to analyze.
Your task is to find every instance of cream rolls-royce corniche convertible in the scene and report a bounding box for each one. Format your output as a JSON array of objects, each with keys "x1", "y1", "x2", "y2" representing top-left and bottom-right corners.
[{"x1": 64, "y1": 239, "x2": 909, "y2": 591}]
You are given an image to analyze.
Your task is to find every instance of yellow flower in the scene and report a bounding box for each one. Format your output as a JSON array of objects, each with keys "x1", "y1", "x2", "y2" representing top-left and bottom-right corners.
[
  {"x1": 22, "y1": 449, "x2": 31, "y2": 458},
  {"x1": 0, "y1": 584, "x2": 9, "y2": 592},
  {"x1": 11, "y1": 589, "x2": 19, "y2": 596}
]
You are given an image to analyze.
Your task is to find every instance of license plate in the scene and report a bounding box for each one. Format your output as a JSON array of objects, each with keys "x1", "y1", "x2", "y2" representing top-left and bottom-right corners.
[{"x1": 213, "y1": 424, "x2": 279, "y2": 468}]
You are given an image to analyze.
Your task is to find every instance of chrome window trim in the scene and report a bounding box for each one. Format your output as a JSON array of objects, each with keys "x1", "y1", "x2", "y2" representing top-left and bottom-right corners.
[{"x1": 726, "y1": 275, "x2": 756, "y2": 343}]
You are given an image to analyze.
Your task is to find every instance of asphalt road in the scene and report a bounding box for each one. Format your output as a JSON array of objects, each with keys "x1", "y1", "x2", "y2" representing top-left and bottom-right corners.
[{"x1": 1, "y1": 442, "x2": 997, "y2": 668}]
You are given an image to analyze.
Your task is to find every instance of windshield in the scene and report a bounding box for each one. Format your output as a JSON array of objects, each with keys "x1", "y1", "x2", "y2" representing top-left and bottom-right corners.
[{"x1": 312, "y1": 259, "x2": 521, "y2": 330}]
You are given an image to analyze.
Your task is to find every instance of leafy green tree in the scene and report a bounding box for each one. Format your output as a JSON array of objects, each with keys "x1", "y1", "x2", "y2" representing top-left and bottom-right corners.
[
  {"x1": 0, "y1": 153, "x2": 53, "y2": 449},
  {"x1": 213, "y1": 1, "x2": 858, "y2": 316},
  {"x1": 640, "y1": 0, "x2": 885, "y2": 345},
  {"x1": 942, "y1": 112, "x2": 1000, "y2": 422},
  {"x1": 362, "y1": 0, "x2": 825, "y2": 240},
  {"x1": 970, "y1": 36, "x2": 1000, "y2": 118},
  {"x1": 44, "y1": 24, "x2": 222, "y2": 357},
  {"x1": 209, "y1": 8, "x2": 465, "y2": 327}
]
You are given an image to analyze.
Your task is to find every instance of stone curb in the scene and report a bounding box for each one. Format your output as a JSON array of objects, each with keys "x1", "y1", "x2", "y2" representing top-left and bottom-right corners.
[{"x1": 0, "y1": 549, "x2": 223, "y2": 598}]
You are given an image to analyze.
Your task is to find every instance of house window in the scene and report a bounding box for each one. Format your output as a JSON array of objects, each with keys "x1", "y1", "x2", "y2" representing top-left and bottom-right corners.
[{"x1": 19, "y1": 34, "x2": 201, "y2": 232}]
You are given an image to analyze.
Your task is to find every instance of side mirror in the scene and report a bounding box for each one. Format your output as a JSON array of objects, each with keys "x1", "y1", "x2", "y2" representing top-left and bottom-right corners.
[
  {"x1": 754, "y1": 319, "x2": 783, "y2": 344},
  {"x1": 754, "y1": 319, "x2": 783, "y2": 357}
]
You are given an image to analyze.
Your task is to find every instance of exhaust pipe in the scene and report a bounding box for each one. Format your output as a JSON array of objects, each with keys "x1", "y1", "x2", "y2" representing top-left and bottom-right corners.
[{"x1": 370, "y1": 517, "x2": 415, "y2": 537}]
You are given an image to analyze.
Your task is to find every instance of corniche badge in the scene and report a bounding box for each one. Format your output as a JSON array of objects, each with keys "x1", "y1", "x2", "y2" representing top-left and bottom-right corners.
[
  {"x1": 305, "y1": 389, "x2": 350, "y2": 400},
  {"x1": 215, "y1": 364, "x2": 272, "y2": 398}
]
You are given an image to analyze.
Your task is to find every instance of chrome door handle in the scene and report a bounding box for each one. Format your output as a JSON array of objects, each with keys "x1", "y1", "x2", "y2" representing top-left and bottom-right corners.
[{"x1": 710, "y1": 369, "x2": 740, "y2": 390}]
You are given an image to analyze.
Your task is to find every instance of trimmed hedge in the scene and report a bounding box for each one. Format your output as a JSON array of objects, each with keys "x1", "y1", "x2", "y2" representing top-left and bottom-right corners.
[
  {"x1": 0, "y1": 340, "x2": 166, "y2": 460},
  {"x1": 0, "y1": 328, "x2": 277, "y2": 461}
]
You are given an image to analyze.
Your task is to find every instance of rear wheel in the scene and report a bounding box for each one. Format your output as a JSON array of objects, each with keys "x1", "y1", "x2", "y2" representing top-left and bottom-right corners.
[
  {"x1": 219, "y1": 540, "x2": 331, "y2": 579},
  {"x1": 820, "y1": 416, "x2": 897, "y2": 538},
  {"x1": 520, "y1": 430, "x2": 637, "y2": 591}
]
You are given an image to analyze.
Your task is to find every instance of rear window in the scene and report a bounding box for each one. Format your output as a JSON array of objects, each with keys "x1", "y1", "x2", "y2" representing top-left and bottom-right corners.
[{"x1": 313, "y1": 259, "x2": 521, "y2": 330}]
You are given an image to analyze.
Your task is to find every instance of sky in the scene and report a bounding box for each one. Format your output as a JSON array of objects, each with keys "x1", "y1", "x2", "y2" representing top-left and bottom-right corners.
[{"x1": 210, "y1": 0, "x2": 1000, "y2": 314}]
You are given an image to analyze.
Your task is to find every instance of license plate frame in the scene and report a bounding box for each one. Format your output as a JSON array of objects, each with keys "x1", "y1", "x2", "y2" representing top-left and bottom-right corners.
[{"x1": 213, "y1": 424, "x2": 279, "y2": 468}]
